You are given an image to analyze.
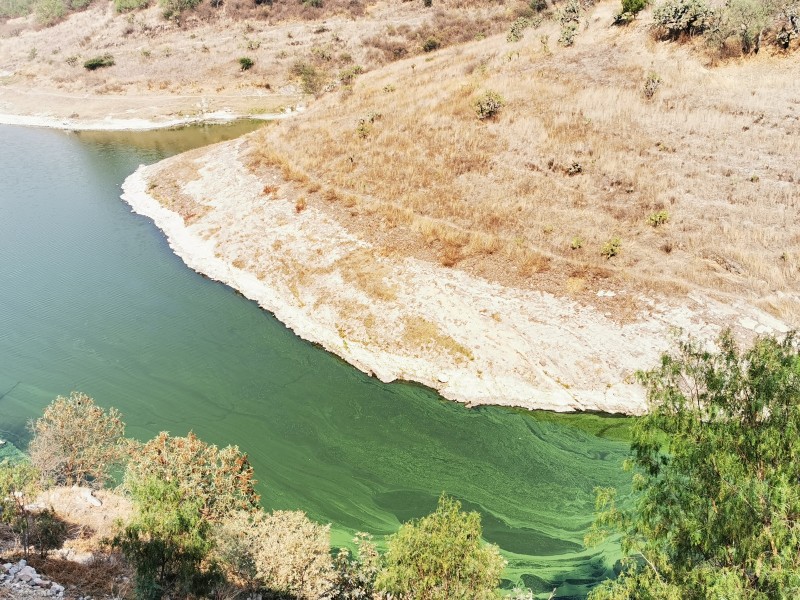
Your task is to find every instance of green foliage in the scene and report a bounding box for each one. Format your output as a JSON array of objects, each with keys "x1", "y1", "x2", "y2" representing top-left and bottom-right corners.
[
  {"x1": 290, "y1": 60, "x2": 325, "y2": 95},
  {"x1": 303, "y1": 0, "x2": 322, "y2": 7},
  {"x1": 28, "y1": 392, "x2": 127, "y2": 487},
  {"x1": 570, "y1": 236, "x2": 584, "y2": 250},
  {"x1": 558, "y1": 0, "x2": 583, "y2": 46},
  {"x1": 83, "y1": 54, "x2": 115, "y2": 70},
  {"x1": 377, "y1": 494, "x2": 506, "y2": 600},
  {"x1": 239, "y1": 57, "x2": 254, "y2": 71},
  {"x1": 709, "y1": 0, "x2": 773, "y2": 53},
  {"x1": 474, "y1": 90, "x2": 505, "y2": 120},
  {"x1": 124, "y1": 431, "x2": 259, "y2": 523},
  {"x1": 0, "y1": 461, "x2": 40, "y2": 557},
  {"x1": 507, "y1": 17, "x2": 532, "y2": 42},
  {"x1": 33, "y1": 0, "x2": 65, "y2": 25},
  {"x1": 31, "y1": 508, "x2": 68, "y2": 558},
  {"x1": 600, "y1": 237, "x2": 621, "y2": 258},
  {"x1": 622, "y1": 0, "x2": 648, "y2": 14},
  {"x1": 643, "y1": 72, "x2": 662, "y2": 99},
  {"x1": 647, "y1": 209, "x2": 669, "y2": 226},
  {"x1": 588, "y1": 332, "x2": 800, "y2": 599},
  {"x1": 422, "y1": 37, "x2": 441, "y2": 52},
  {"x1": 652, "y1": 0, "x2": 714, "y2": 38},
  {"x1": 114, "y1": 0, "x2": 148, "y2": 12},
  {"x1": 0, "y1": 0, "x2": 35, "y2": 18},
  {"x1": 159, "y1": 0, "x2": 200, "y2": 19},
  {"x1": 339, "y1": 64, "x2": 363, "y2": 85},
  {"x1": 113, "y1": 478, "x2": 221, "y2": 600},
  {"x1": 616, "y1": 0, "x2": 648, "y2": 22},
  {"x1": 215, "y1": 509, "x2": 335, "y2": 599},
  {"x1": 332, "y1": 533, "x2": 381, "y2": 599}
]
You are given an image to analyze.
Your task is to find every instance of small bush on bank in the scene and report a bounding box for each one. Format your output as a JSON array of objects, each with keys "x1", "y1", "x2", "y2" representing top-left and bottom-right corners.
[
  {"x1": 474, "y1": 90, "x2": 504, "y2": 120},
  {"x1": 239, "y1": 56, "x2": 254, "y2": 70},
  {"x1": 83, "y1": 54, "x2": 115, "y2": 70}
]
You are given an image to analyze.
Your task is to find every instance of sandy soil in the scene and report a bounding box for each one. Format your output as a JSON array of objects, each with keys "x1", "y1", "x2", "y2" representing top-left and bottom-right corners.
[{"x1": 121, "y1": 139, "x2": 791, "y2": 415}]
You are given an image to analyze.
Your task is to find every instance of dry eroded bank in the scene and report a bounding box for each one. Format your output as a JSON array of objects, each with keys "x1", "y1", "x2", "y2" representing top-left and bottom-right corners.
[{"x1": 121, "y1": 138, "x2": 792, "y2": 415}]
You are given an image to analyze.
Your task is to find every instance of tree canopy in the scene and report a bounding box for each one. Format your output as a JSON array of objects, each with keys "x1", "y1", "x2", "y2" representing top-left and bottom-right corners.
[
  {"x1": 377, "y1": 494, "x2": 506, "y2": 600},
  {"x1": 588, "y1": 331, "x2": 800, "y2": 599},
  {"x1": 28, "y1": 392, "x2": 128, "y2": 488}
]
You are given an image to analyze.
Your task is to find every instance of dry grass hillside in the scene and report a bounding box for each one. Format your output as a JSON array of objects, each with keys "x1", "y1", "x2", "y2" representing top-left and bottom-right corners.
[
  {"x1": 245, "y1": 1, "x2": 800, "y2": 326},
  {"x1": 0, "y1": 0, "x2": 522, "y2": 120}
]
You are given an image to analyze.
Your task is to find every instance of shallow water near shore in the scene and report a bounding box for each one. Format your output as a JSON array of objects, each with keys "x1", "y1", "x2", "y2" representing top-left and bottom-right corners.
[{"x1": 0, "y1": 122, "x2": 630, "y2": 596}]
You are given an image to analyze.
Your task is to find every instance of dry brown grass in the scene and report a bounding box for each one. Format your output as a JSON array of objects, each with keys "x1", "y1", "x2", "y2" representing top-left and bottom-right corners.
[{"x1": 245, "y1": 1, "x2": 800, "y2": 325}]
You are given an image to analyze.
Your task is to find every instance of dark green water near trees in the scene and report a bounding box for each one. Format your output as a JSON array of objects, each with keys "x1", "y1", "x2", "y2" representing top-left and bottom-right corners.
[{"x1": 0, "y1": 123, "x2": 630, "y2": 597}]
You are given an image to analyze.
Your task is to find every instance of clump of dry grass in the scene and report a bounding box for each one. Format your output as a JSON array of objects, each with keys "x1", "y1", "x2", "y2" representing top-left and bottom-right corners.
[
  {"x1": 402, "y1": 316, "x2": 474, "y2": 362},
  {"x1": 246, "y1": 1, "x2": 800, "y2": 324}
]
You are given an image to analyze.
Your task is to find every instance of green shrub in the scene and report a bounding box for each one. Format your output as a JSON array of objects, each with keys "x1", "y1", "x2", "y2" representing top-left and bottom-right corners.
[
  {"x1": 159, "y1": 0, "x2": 200, "y2": 19},
  {"x1": 339, "y1": 64, "x2": 363, "y2": 84},
  {"x1": 423, "y1": 0, "x2": 432, "y2": 6},
  {"x1": 600, "y1": 237, "x2": 621, "y2": 258},
  {"x1": 530, "y1": 0, "x2": 547, "y2": 11},
  {"x1": 422, "y1": 37, "x2": 441, "y2": 52},
  {"x1": 622, "y1": 0, "x2": 647, "y2": 15},
  {"x1": 0, "y1": 461, "x2": 40, "y2": 558},
  {"x1": 83, "y1": 54, "x2": 115, "y2": 70},
  {"x1": 570, "y1": 237, "x2": 584, "y2": 250},
  {"x1": 114, "y1": 0, "x2": 148, "y2": 12},
  {"x1": 377, "y1": 495, "x2": 506, "y2": 600},
  {"x1": 31, "y1": 508, "x2": 68, "y2": 558},
  {"x1": 647, "y1": 209, "x2": 669, "y2": 226},
  {"x1": 124, "y1": 431, "x2": 259, "y2": 524},
  {"x1": 113, "y1": 478, "x2": 221, "y2": 600},
  {"x1": 33, "y1": 0, "x2": 65, "y2": 25},
  {"x1": 474, "y1": 90, "x2": 505, "y2": 120},
  {"x1": 558, "y1": 0, "x2": 582, "y2": 45},
  {"x1": 616, "y1": 0, "x2": 647, "y2": 22},
  {"x1": 239, "y1": 56, "x2": 254, "y2": 71},
  {"x1": 303, "y1": 0, "x2": 322, "y2": 6},
  {"x1": 643, "y1": 71, "x2": 662, "y2": 98},
  {"x1": 290, "y1": 60, "x2": 325, "y2": 95},
  {"x1": 0, "y1": 0, "x2": 36, "y2": 19},
  {"x1": 507, "y1": 17, "x2": 532, "y2": 42},
  {"x1": 709, "y1": 0, "x2": 772, "y2": 53},
  {"x1": 652, "y1": 0, "x2": 714, "y2": 38}
]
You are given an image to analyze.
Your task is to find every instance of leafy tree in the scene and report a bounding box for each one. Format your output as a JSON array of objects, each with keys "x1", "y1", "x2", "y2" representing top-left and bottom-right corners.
[
  {"x1": 113, "y1": 477, "x2": 221, "y2": 600},
  {"x1": 588, "y1": 331, "x2": 800, "y2": 599},
  {"x1": 28, "y1": 392, "x2": 128, "y2": 488},
  {"x1": 124, "y1": 431, "x2": 259, "y2": 523},
  {"x1": 377, "y1": 494, "x2": 506, "y2": 600}
]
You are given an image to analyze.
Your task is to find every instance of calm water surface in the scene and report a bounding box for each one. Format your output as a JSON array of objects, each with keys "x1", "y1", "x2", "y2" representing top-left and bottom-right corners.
[{"x1": 0, "y1": 123, "x2": 629, "y2": 596}]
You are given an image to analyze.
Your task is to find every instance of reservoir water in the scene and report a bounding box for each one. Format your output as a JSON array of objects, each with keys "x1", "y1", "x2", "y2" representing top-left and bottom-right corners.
[{"x1": 0, "y1": 123, "x2": 629, "y2": 597}]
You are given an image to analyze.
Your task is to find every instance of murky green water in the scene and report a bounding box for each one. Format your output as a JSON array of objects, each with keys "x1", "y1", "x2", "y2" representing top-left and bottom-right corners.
[{"x1": 0, "y1": 122, "x2": 629, "y2": 597}]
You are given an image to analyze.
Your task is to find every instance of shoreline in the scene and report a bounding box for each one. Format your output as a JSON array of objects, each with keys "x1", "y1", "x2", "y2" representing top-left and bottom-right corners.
[
  {"x1": 0, "y1": 109, "x2": 292, "y2": 132},
  {"x1": 117, "y1": 139, "x2": 789, "y2": 416}
]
